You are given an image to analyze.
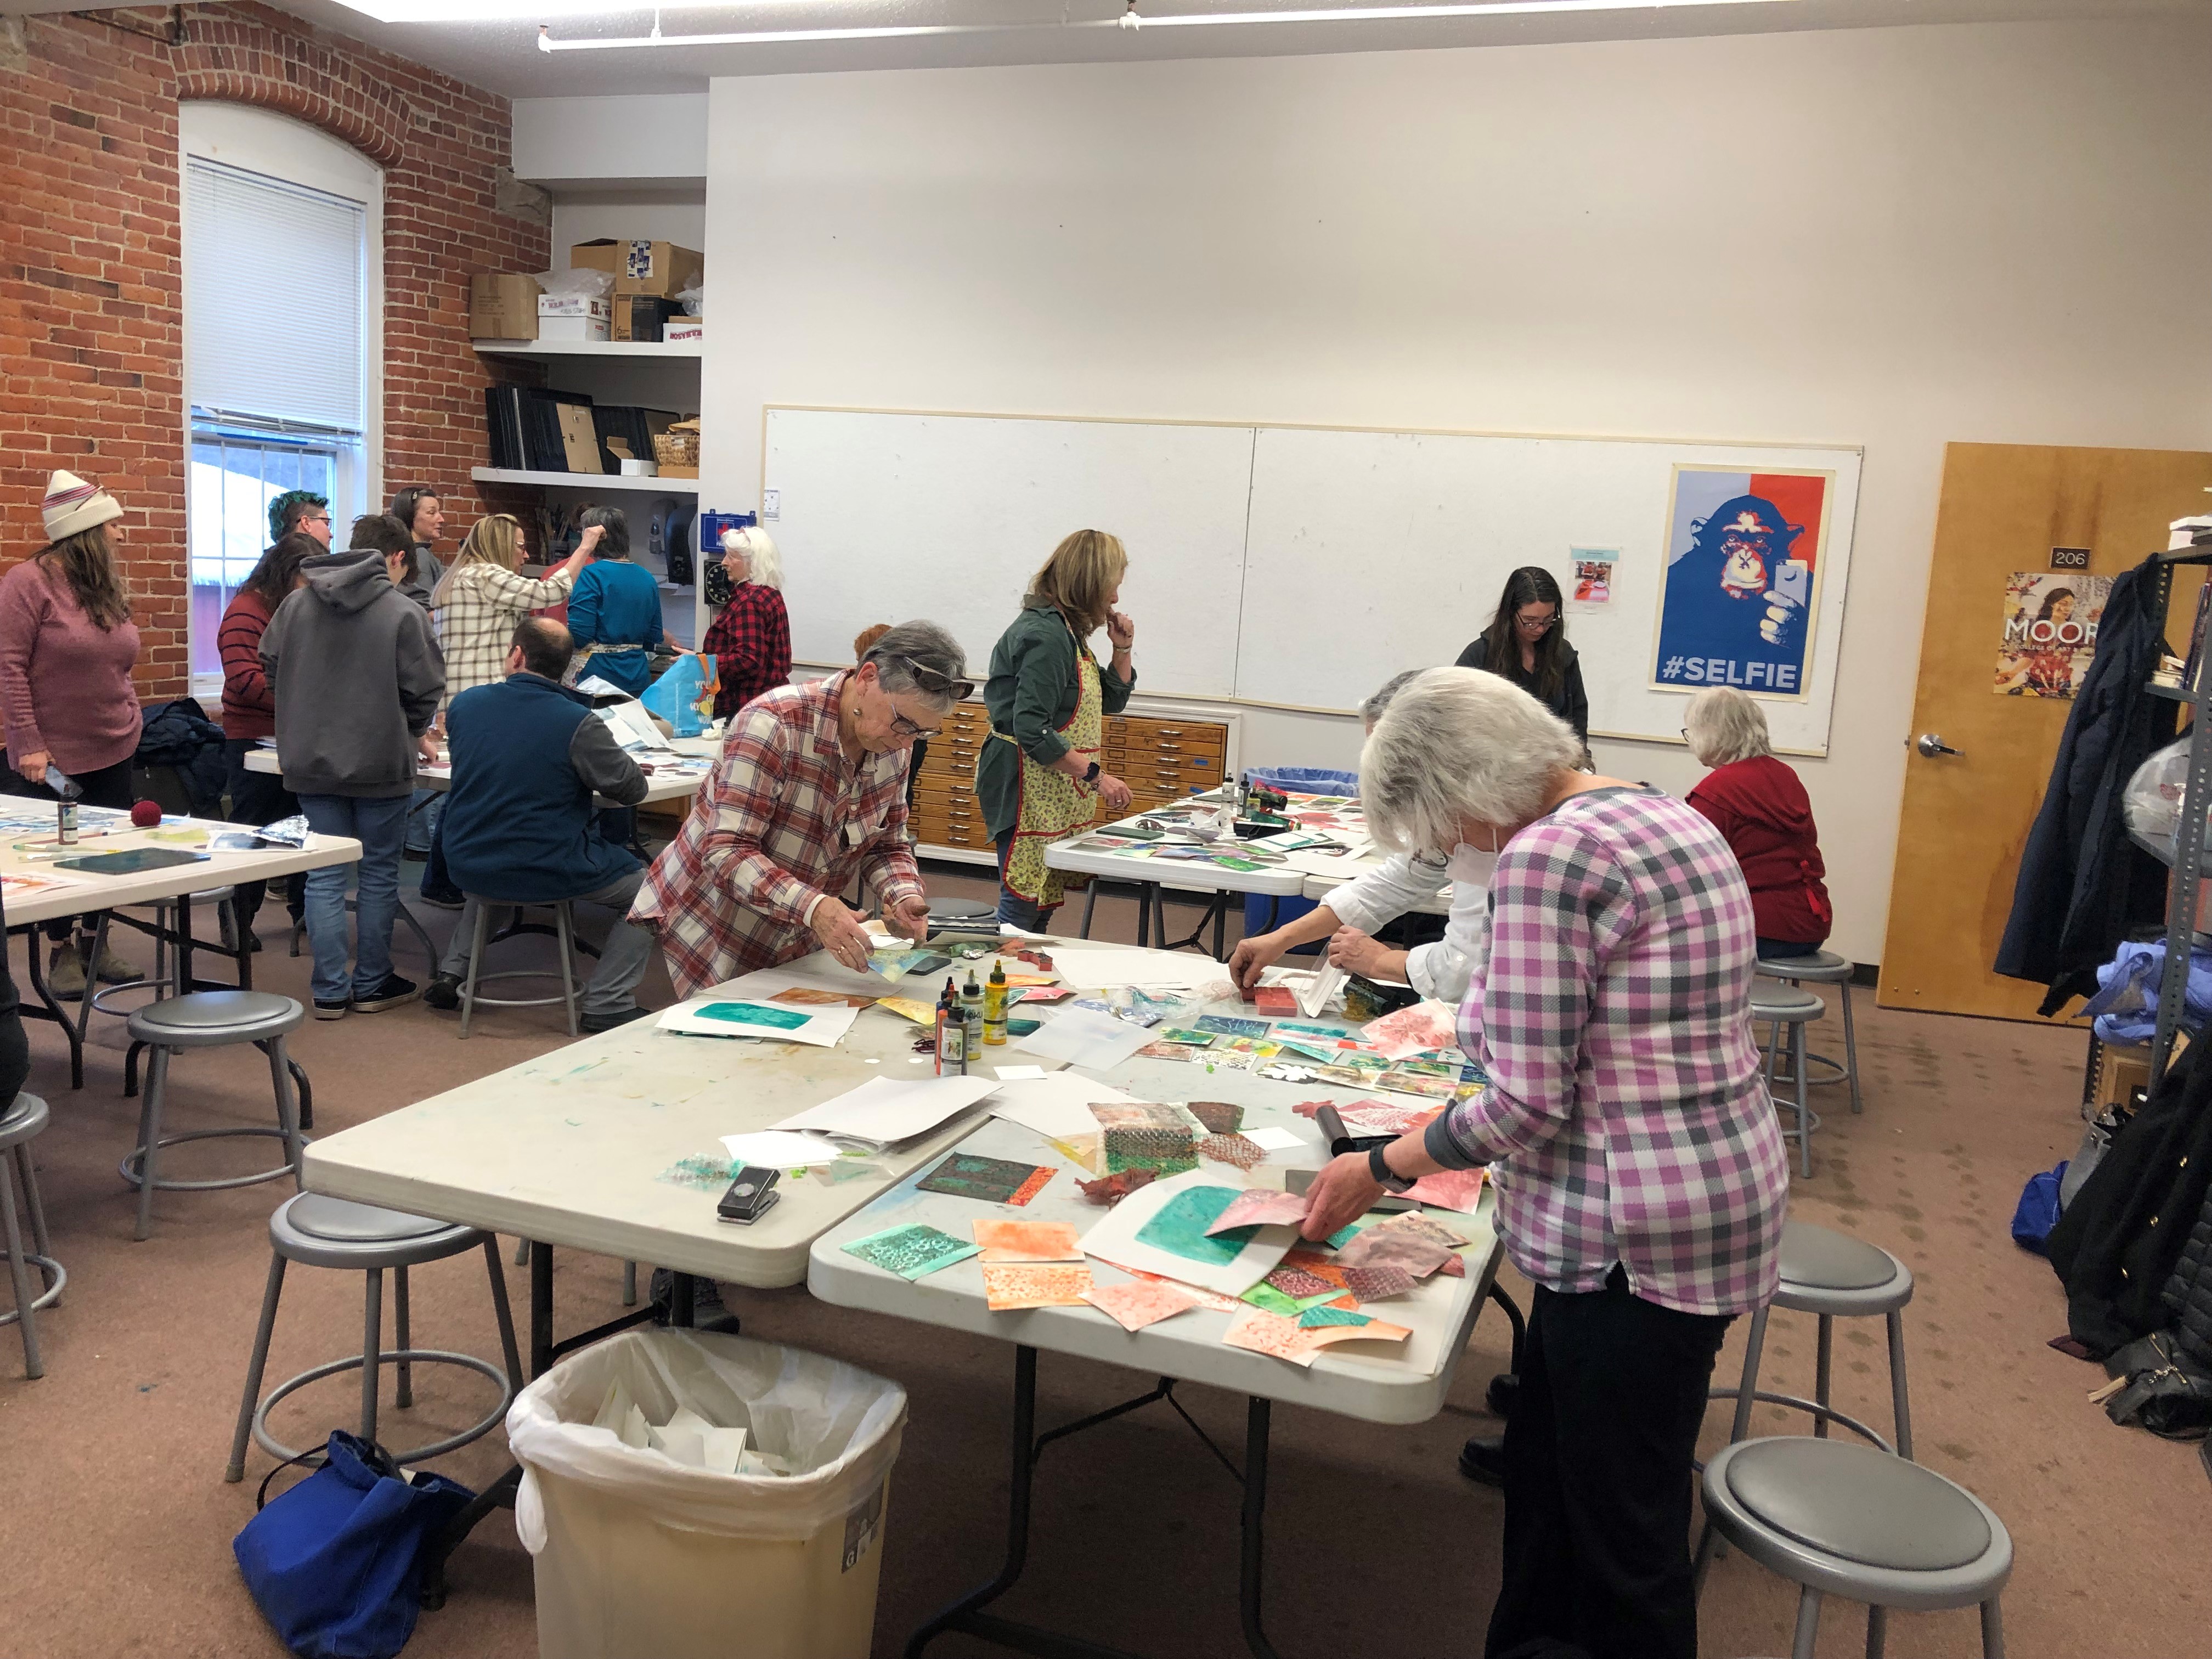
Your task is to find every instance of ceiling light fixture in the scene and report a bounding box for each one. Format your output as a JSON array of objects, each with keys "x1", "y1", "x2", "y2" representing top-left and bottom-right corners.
[{"x1": 535, "y1": 0, "x2": 1795, "y2": 53}]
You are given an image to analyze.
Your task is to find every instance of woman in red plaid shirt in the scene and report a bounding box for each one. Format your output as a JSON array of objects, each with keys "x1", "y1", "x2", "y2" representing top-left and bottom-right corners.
[
  {"x1": 702, "y1": 526, "x2": 792, "y2": 721},
  {"x1": 631, "y1": 620, "x2": 970, "y2": 991}
]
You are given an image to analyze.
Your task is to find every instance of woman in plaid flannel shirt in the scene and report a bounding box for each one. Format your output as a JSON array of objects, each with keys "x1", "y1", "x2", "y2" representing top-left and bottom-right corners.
[{"x1": 1300, "y1": 667, "x2": 1788, "y2": 1659}]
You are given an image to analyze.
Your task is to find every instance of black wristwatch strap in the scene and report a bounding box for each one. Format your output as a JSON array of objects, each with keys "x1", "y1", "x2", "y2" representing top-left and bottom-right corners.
[
  {"x1": 1368, "y1": 1143, "x2": 1415, "y2": 1194},
  {"x1": 1083, "y1": 761, "x2": 1102, "y2": 785}
]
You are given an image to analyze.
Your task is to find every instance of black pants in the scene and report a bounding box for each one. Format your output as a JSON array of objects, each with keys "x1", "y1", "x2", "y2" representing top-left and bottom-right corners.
[
  {"x1": 1487, "y1": 1266, "x2": 1732, "y2": 1659},
  {"x1": 8, "y1": 757, "x2": 133, "y2": 943},
  {"x1": 223, "y1": 740, "x2": 304, "y2": 936}
]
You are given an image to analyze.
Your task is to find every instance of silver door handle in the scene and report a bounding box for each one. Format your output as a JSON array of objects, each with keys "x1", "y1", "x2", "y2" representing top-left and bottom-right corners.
[{"x1": 1916, "y1": 733, "x2": 1963, "y2": 758}]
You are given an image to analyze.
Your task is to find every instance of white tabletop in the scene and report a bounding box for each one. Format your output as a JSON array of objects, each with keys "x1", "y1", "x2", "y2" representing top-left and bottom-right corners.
[
  {"x1": 245, "y1": 742, "x2": 711, "y2": 808},
  {"x1": 809, "y1": 1114, "x2": 1499, "y2": 1427},
  {"x1": 1043, "y1": 795, "x2": 1311, "y2": 899},
  {"x1": 0, "y1": 810, "x2": 362, "y2": 928},
  {"x1": 300, "y1": 950, "x2": 998, "y2": 1289}
]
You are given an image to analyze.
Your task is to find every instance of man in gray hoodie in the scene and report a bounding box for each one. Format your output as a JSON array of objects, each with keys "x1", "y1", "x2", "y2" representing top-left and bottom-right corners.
[{"x1": 261, "y1": 512, "x2": 444, "y2": 1017}]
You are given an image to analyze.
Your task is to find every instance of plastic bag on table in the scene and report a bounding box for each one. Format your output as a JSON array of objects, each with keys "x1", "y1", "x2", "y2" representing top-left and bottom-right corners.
[{"x1": 641, "y1": 653, "x2": 712, "y2": 738}]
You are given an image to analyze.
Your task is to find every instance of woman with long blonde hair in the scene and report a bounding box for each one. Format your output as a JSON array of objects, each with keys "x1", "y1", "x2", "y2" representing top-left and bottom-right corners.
[
  {"x1": 418, "y1": 512, "x2": 588, "y2": 905},
  {"x1": 975, "y1": 528, "x2": 1139, "y2": 927}
]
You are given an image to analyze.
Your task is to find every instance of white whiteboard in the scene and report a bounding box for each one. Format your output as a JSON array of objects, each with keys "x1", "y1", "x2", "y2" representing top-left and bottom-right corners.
[
  {"x1": 764, "y1": 409, "x2": 1255, "y2": 697},
  {"x1": 761, "y1": 408, "x2": 1860, "y2": 753}
]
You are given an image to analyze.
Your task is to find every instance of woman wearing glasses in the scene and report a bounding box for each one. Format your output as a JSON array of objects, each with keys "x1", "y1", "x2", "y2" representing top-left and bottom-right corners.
[
  {"x1": 977, "y1": 529, "x2": 1138, "y2": 929},
  {"x1": 1455, "y1": 567, "x2": 1590, "y2": 747}
]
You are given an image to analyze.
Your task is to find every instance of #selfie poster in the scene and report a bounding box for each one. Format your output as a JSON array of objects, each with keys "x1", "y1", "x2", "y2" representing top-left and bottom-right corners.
[{"x1": 1650, "y1": 465, "x2": 1833, "y2": 701}]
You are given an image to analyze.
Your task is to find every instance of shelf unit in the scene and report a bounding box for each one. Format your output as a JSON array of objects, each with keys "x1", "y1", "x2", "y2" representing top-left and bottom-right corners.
[
  {"x1": 2136, "y1": 546, "x2": 2212, "y2": 1082},
  {"x1": 473, "y1": 338, "x2": 701, "y2": 360},
  {"x1": 471, "y1": 465, "x2": 697, "y2": 495}
]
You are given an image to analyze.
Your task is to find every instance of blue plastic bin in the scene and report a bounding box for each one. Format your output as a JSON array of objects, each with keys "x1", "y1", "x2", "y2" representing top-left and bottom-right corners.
[{"x1": 1250, "y1": 766, "x2": 1359, "y2": 797}]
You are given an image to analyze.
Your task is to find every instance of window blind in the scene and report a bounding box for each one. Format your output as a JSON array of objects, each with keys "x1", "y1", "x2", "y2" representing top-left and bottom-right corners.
[{"x1": 184, "y1": 156, "x2": 366, "y2": 434}]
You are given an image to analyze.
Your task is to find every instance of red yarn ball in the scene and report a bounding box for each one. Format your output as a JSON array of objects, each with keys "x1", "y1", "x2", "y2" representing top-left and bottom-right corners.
[{"x1": 130, "y1": 799, "x2": 162, "y2": 828}]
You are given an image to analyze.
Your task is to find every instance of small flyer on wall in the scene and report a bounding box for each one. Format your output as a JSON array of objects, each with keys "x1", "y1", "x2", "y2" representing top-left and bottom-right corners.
[
  {"x1": 1568, "y1": 548, "x2": 1618, "y2": 612},
  {"x1": 1994, "y1": 571, "x2": 2109, "y2": 698}
]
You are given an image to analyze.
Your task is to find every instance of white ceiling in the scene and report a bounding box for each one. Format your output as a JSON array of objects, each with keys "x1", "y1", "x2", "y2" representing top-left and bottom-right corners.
[{"x1": 4, "y1": 0, "x2": 2193, "y2": 99}]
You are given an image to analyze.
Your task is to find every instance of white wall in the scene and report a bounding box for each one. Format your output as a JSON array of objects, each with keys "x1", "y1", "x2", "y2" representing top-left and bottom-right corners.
[
  {"x1": 699, "y1": 19, "x2": 2212, "y2": 963},
  {"x1": 513, "y1": 94, "x2": 708, "y2": 184}
]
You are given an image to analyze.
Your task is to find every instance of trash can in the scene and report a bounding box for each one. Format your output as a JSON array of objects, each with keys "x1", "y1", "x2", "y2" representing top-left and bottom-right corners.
[
  {"x1": 1248, "y1": 766, "x2": 1359, "y2": 798},
  {"x1": 507, "y1": 1329, "x2": 907, "y2": 1659}
]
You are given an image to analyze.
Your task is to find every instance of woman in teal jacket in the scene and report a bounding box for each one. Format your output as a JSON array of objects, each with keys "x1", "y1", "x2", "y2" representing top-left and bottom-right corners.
[{"x1": 564, "y1": 506, "x2": 663, "y2": 697}]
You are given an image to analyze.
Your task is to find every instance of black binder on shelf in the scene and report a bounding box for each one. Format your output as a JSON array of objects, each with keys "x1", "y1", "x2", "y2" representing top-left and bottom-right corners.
[{"x1": 483, "y1": 386, "x2": 596, "y2": 474}]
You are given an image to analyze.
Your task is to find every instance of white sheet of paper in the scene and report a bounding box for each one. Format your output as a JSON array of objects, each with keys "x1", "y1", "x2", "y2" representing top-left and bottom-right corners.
[
  {"x1": 1242, "y1": 1125, "x2": 1311, "y2": 1153},
  {"x1": 1076, "y1": 1167, "x2": 1298, "y2": 1297},
  {"x1": 988, "y1": 1074, "x2": 1139, "y2": 1141},
  {"x1": 1043, "y1": 946, "x2": 1212, "y2": 990},
  {"x1": 594, "y1": 697, "x2": 674, "y2": 753},
  {"x1": 772, "y1": 1074, "x2": 999, "y2": 1147},
  {"x1": 720, "y1": 1130, "x2": 847, "y2": 1167},
  {"x1": 657, "y1": 998, "x2": 859, "y2": 1048},
  {"x1": 1013, "y1": 1006, "x2": 1159, "y2": 1069},
  {"x1": 994, "y1": 1064, "x2": 1050, "y2": 1081}
]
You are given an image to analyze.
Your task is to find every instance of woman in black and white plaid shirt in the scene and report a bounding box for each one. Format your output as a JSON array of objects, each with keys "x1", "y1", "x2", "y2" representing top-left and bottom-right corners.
[{"x1": 430, "y1": 514, "x2": 590, "y2": 709}]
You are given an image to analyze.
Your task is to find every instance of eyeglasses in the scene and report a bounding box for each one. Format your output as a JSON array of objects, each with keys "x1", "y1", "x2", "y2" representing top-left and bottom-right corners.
[
  {"x1": 888, "y1": 707, "x2": 944, "y2": 740},
  {"x1": 1515, "y1": 611, "x2": 1559, "y2": 634}
]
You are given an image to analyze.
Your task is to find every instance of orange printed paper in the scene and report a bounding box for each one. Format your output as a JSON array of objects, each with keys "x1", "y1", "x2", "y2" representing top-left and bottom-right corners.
[
  {"x1": 973, "y1": 1219, "x2": 1083, "y2": 1262},
  {"x1": 1084, "y1": 1278, "x2": 1204, "y2": 1331},
  {"x1": 982, "y1": 1262, "x2": 1094, "y2": 1311}
]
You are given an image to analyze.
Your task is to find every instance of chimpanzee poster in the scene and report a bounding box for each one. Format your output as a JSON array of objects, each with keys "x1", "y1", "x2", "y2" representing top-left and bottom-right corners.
[{"x1": 1650, "y1": 466, "x2": 1833, "y2": 699}]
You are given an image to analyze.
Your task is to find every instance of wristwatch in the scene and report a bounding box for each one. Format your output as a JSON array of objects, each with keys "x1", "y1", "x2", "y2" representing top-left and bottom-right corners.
[
  {"x1": 1082, "y1": 761, "x2": 1102, "y2": 786},
  {"x1": 1368, "y1": 1144, "x2": 1416, "y2": 1194}
]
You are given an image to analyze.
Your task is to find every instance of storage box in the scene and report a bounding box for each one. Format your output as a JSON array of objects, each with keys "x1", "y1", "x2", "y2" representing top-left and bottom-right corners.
[
  {"x1": 573, "y1": 238, "x2": 704, "y2": 299},
  {"x1": 540, "y1": 292, "x2": 612, "y2": 320},
  {"x1": 539, "y1": 314, "x2": 610, "y2": 342},
  {"x1": 470, "y1": 273, "x2": 541, "y2": 340},
  {"x1": 664, "y1": 317, "x2": 704, "y2": 343},
  {"x1": 611, "y1": 295, "x2": 675, "y2": 343}
]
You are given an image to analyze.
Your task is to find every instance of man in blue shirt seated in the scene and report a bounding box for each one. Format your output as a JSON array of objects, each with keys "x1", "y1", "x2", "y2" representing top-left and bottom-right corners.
[{"x1": 425, "y1": 616, "x2": 658, "y2": 1032}]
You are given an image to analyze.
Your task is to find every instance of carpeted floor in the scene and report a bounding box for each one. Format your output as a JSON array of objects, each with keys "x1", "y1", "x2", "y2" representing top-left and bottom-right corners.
[{"x1": 0, "y1": 859, "x2": 2199, "y2": 1658}]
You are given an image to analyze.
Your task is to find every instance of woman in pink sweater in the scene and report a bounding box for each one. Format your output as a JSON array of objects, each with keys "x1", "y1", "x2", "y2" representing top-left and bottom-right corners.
[{"x1": 1, "y1": 471, "x2": 145, "y2": 994}]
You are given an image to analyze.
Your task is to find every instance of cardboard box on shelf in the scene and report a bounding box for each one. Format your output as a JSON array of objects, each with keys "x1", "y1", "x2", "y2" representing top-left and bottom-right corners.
[
  {"x1": 664, "y1": 317, "x2": 704, "y2": 343},
  {"x1": 470, "y1": 273, "x2": 541, "y2": 340},
  {"x1": 572, "y1": 237, "x2": 704, "y2": 299},
  {"x1": 611, "y1": 295, "x2": 676, "y2": 342},
  {"x1": 539, "y1": 292, "x2": 611, "y2": 320},
  {"x1": 539, "y1": 314, "x2": 610, "y2": 342}
]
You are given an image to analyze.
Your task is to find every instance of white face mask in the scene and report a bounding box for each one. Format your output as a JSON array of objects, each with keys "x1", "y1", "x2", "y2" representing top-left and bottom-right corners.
[{"x1": 1447, "y1": 842, "x2": 1498, "y2": 885}]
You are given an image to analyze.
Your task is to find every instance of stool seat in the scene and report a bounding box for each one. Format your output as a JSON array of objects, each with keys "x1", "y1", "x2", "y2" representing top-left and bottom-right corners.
[
  {"x1": 1758, "y1": 949, "x2": 1852, "y2": 984},
  {"x1": 128, "y1": 990, "x2": 302, "y2": 1047},
  {"x1": 289, "y1": 1195, "x2": 454, "y2": 1246},
  {"x1": 1782, "y1": 1221, "x2": 1898, "y2": 1293},
  {"x1": 0, "y1": 1092, "x2": 49, "y2": 1148},
  {"x1": 1728, "y1": 1439, "x2": 1990, "y2": 1572},
  {"x1": 1750, "y1": 985, "x2": 1826, "y2": 1022}
]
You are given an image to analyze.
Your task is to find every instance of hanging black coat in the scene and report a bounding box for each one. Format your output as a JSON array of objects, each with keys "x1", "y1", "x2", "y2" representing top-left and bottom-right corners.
[
  {"x1": 1995, "y1": 556, "x2": 2176, "y2": 1015},
  {"x1": 2047, "y1": 1035, "x2": 2212, "y2": 1356}
]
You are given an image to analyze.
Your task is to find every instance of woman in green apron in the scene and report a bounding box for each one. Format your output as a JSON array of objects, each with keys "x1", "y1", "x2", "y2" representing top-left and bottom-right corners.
[{"x1": 977, "y1": 530, "x2": 1138, "y2": 928}]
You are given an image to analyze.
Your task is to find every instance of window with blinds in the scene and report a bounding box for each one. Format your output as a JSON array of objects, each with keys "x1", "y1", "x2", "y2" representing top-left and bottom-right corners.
[{"x1": 183, "y1": 155, "x2": 370, "y2": 680}]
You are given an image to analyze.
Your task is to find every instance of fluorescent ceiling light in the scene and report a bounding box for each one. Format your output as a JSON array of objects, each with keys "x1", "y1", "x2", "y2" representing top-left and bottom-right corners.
[{"x1": 529, "y1": 0, "x2": 1794, "y2": 50}]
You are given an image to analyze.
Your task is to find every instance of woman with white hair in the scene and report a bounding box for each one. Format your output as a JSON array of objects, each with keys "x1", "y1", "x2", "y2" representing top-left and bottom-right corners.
[
  {"x1": 1683, "y1": 685, "x2": 1832, "y2": 958},
  {"x1": 1297, "y1": 667, "x2": 1788, "y2": 1659},
  {"x1": 703, "y1": 526, "x2": 791, "y2": 720}
]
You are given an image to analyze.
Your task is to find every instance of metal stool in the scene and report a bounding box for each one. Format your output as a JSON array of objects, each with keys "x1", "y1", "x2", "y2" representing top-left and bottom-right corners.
[
  {"x1": 88, "y1": 887, "x2": 247, "y2": 1015},
  {"x1": 457, "y1": 896, "x2": 580, "y2": 1040},
  {"x1": 1758, "y1": 950, "x2": 1861, "y2": 1115},
  {"x1": 0, "y1": 1094, "x2": 65, "y2": 1379},
  {"x1": 1751, "y1": 981, "x2": 1823, "y2": 1177},
  {"x1": 1719, "y1": 1221, "x2": 1915, "y2": 1457},
  {"x1": 227, "y1": 1193, "x2": 523, "y2": 1480},
  {"x1": 121, "y1": 990, "x2": 306, "y2": 1240},
  {"x1": 1695, "y1": 1438, "x2": 2011, "y2": 1658}
]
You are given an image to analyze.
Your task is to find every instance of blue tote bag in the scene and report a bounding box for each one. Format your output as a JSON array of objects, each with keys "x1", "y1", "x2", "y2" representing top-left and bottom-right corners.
[{"x1": 234, "y1": 1432, "x2": 475, "y2": 1659}]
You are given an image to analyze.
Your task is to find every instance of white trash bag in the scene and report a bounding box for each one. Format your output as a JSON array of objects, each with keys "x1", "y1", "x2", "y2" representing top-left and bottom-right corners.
[
  {"x1": 507, "y1": 1329, "x2": 907, "y2": 1659},
  {"x1": 2124, "y1": 735, "x2": 2192, "y2": 840}
]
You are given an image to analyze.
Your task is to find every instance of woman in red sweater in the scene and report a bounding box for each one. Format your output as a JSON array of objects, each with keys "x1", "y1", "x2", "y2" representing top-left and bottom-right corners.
[
  {"x1": 1, "y1": 470, "x2": 145, "y2": 994},
  {"x1": 702, "y1": 526, "x2": 791, "y2": 721},
  {"x1": 1684, "y1": 685, "x2": 1833, "y2": 958},
  {"x1": 219, "y1": 530, "x2": 319, "y2": 942}
]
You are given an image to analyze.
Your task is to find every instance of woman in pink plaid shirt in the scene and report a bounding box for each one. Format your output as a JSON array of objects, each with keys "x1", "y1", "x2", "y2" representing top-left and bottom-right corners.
[
  {"x1": 1300, "y1": 667, "x2": 1788, "y2": 1659},
  {"x1": 631, "y1": 620, "x2": 970, "y2": 991}
]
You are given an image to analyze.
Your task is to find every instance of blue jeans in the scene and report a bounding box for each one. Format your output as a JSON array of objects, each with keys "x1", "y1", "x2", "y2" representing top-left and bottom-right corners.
[
  {"x1": 993, "y1": 830, "x2": 1056, "y2": 931},
  {"x1": 297, "y1": 793, "x2": 413, "y2": 1005}
]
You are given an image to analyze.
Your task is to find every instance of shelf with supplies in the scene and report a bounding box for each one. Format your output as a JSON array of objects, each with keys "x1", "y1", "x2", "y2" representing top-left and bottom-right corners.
[
  {"x1": 907, "y1": 701, "x2": 1238, "y2": 867},
  {"x1": 2132, "y1": 545, "x2": 2212, "y2": 1084},
  {"x1": 471, "y1": 466, "x2": 697, "y2": 495},
  {"x1": 473, "y1": 338, "x2": 701, "y2": 360}
]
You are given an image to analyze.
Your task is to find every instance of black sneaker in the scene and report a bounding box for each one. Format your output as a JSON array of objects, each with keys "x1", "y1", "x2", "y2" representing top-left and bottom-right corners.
[
  {"x1": 423, "y1": 972, "x2": 462, "y2": 1012},
  {"x1": 416, "y1": 890, "x2": 465, "y2": 912},
  {"x1": 1458, "y1": 1434, "x2": 1505, "y2": 1488},
  {"x1": 313, "y1": 998, "x2": 351, "y2": 1021},
  {"x1": 580, "y1": 1005, "x2": 653, "y2": 1035},
  {"x1": 354, "y1": 974, "x2": 420, "y2": 1013}
]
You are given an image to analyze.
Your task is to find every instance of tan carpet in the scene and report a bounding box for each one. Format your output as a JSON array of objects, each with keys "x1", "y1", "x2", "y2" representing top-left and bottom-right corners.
[{"x1": 0, "y1": 866, "x2": 2197, "y2": 1658}]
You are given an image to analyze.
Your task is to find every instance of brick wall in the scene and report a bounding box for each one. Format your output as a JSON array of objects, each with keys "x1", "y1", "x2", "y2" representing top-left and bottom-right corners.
[{"x1": 0, "y1": 3, "x2": 549, "y2": 699}]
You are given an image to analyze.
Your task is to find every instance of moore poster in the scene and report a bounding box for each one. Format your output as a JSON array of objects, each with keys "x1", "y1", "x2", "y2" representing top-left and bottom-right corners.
[
  {"x1": 1993, "y1": 572, "x2": 2109, "y2": 698},
  {"x1": 1650, "y1": 466, "x2": 1834, "y2": 700}
]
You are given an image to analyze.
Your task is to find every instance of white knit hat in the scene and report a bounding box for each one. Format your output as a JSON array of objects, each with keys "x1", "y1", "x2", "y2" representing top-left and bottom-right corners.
[{"x1": 41, "y1": 469, "x2": 123, "y2": 544}]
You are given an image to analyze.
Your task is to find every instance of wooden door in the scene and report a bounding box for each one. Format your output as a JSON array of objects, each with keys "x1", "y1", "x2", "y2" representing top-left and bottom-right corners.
[{"x1": 1880, "y1": 443, "x2": 2212, "y2": 1020}]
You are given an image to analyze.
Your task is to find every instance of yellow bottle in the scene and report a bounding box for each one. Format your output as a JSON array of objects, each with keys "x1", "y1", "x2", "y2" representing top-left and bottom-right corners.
[{"x1": 983, "y1": 958, "x2": 1009, "y2": 1046}]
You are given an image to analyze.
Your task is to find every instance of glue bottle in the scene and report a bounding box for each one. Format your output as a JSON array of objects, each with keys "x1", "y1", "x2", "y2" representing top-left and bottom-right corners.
[
  {"x1": 958, "y1": 1006, "x2": 977, "y2": 1074},
  {"x1": 935, "y1": 978, "x2": 960, "y2": 1075},
  {"x1": 983, "y1": 959, "x2": 1008, "y2": 1047},
  {"x1": 961, "y1": 970, "x2": 983, "y2": 1029}
]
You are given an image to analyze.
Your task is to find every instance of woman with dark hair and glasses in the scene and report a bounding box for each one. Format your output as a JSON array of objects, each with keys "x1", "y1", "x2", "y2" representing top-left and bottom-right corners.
[
  {"x1": 387, "y1": 486, "x2": 446, "y2": 611},
  {"x1": 977, "y1": 529, "x2": 1138, "y2": 929},
  {"x1": 1455, "y1": 566, "x2": 1589, "y2": 746}
]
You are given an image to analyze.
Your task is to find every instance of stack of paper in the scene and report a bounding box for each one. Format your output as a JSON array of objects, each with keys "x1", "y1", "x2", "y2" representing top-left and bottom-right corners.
[
  {"x1": 772, "y1": 1074, "x2": 1000, "y2": 1149},
  {"x1": 657, "y1": 998, "x2": 860, "y2": 1047},
  {"x1": 1014, "y1": 1007, "x2": 1159, "y2": 1070},
  {"x1": 591, "y1": 1382, "x2": 764, "y2": 1474}
]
